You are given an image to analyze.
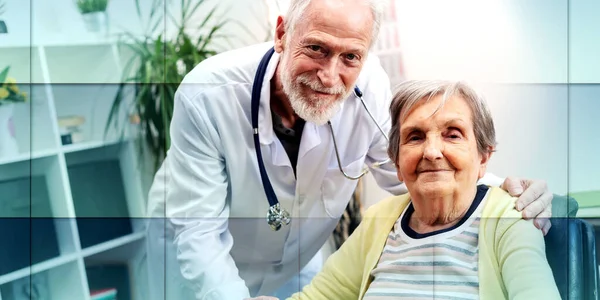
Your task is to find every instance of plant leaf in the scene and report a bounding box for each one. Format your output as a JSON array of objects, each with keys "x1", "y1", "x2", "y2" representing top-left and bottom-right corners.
[
  {"x1": 104, "y1": 82, "x2": 127, "y2": 137},
  {"x1": 195, "y1": 4, "x2": 217, "y2": 32},
  {"x1": 134, "y1": 0, "x2": 143, "y2": 21},
  {"x1": 0, "y1": 66, "x2": 9, "y2": 85},
  {"x1": 197, "y1": 20, "x2": 227, "y2": 50}
]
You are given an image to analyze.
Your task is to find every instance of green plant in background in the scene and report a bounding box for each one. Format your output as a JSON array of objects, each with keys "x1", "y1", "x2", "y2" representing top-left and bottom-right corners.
[
  {"x1": 0, "y1": 0, "x2": 6, "y2": 16},
  {"x1": 0, "y1": 67, "x2": 28, "y2": 105},
  {"x1": 76, "y1": 0, "x2": 109, "y2": 14},
  {"x1": 0, "y1": 0, "x2": 7, "y2": 34},
  {"x1": 105, "y1": 0, "x2": 228, "y2": 171}
]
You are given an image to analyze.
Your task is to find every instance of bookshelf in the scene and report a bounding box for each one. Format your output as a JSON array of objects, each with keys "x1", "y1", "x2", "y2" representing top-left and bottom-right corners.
[{"x1": 0, "y1": 34, "x2": 149, "y2": 300}]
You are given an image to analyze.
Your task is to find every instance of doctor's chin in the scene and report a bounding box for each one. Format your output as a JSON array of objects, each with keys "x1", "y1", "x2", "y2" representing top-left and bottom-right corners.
[{"x1": 2, "y1": 0, "x2": 599, "y2": 299}]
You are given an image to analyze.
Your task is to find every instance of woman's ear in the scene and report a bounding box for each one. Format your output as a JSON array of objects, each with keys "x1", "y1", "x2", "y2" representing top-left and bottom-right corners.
[
  {"x1": 478, "y1": 146, "x2": 494, "y2": 178},
  {"x1": 274, "y1": 16, "x2": 286, "y2": 53},
  {"x1": 396, "y1": 161, "x2": 404, "y2": 183}
]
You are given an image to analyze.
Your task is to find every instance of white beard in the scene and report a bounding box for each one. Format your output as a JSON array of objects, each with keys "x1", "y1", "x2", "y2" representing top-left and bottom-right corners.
[{"x1": 279, "y1": 55, "x2": 352, "y2": 125}]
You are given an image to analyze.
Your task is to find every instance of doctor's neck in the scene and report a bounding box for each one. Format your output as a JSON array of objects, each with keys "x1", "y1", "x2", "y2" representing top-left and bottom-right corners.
[{"x1": 271, "y1": 68, "x2": 300, "y2": 128}]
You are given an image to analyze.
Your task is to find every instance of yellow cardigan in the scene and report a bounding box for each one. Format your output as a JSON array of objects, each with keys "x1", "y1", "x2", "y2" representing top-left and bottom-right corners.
[{"x1": 289, "y1": 186, "x2": 561, "y2": 300}]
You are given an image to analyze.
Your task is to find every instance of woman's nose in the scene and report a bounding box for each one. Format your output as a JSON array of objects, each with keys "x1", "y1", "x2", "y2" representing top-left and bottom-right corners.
[{"x1": 423, "y1": 138, "x2": 443, "y2": 161}]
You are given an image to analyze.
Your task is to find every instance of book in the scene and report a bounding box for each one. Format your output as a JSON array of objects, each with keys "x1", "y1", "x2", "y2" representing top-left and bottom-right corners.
[{"x1": 90, "y1": 288, "x2": 117, "y2": 300}]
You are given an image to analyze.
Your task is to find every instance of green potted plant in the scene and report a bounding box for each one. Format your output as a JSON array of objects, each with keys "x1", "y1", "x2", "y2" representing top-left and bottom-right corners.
[
  {"x1": 105, "y1": 0, "x2": 231, "y2": 171},
  {"x1": 76, "y1": 0, "x2": 109, "y2": 33},
  {"x1": 0, "y1": 66, "x2": 28, "y2": 158},
  {"x1": 0, "y1": 0, "x2": 7, "y2": 33}
]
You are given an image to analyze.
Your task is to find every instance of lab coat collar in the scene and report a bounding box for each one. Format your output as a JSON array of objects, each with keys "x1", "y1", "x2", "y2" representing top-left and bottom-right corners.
[{"x1": 257, "y1": 49, "x2": 280, "y2": 145}]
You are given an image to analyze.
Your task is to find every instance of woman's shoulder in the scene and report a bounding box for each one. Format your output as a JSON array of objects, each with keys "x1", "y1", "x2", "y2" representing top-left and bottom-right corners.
[
  {"x1": 480, "y1": 186, "x2": 539, "y2": 243},
  {"x1": 481, "y1": 186, "x2": 521, "y2": 219}
]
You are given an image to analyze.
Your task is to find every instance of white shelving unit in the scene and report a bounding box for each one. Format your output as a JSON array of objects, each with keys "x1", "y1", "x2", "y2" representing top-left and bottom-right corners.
[{"x1": 0, "y1": 30, "x2": 148, "y2": 300}]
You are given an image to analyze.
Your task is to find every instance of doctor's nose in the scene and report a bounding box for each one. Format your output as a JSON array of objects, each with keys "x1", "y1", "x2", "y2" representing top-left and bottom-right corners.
[
  {"x1": 423, "y1": 138, "x2": 443, "y2": 161},
  {"x1": 316, "y1": 59, "x2": 341, "y2": 88}
]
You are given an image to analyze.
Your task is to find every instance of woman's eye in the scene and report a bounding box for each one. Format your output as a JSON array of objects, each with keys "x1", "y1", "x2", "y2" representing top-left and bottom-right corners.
[
  {"x1": 408, "y1": 135, "x2": 421, "y2": 141},
  {"x1": 446, "y1": 130, "x2": 463, "y2": 139}
]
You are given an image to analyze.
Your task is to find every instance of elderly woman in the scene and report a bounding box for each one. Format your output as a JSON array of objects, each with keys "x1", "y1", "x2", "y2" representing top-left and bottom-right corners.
[{"x1": 285, "y1": 80, "x2": 561, "y2": 299}]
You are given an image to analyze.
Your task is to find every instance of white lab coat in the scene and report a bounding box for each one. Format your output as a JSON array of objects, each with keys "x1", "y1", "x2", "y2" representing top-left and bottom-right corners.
[{"x1": 145, "y1": 42, "x2": 503, "y2": 300}]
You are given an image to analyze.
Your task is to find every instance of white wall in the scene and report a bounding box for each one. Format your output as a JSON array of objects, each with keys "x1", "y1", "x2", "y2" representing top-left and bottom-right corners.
[
  {"x1": 567, "y1": 0, "x2": 600, "y2": 194},
  {"x1": 569, "y1": 86, "x2": 600, "y2": 193},
  {"x1": 392, "y1": 0, "x2": 568, "y2": 83},
  {"x1": 569, "y1": 0, "x2": 600, "y2": 83},
  {"x1": 364, "y1": 0, "x2": 600, "y2": 206}
]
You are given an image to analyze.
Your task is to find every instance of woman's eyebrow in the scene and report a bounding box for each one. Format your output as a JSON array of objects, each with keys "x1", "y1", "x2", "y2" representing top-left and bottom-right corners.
[
  {"x1": 443, "y1": 118, "x2": 467, "y2": 127},
  {"x1": 400, "y1": 125, "x2": 421, "y2": 136}
]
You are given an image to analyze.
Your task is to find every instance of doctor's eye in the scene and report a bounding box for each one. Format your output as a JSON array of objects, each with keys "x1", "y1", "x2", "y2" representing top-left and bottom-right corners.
[
  {"x1": 345, "y1": 53, "x2": 358, "y2": 61},
  {"x1": 308, "y1": 45, "x2": 322, "y2": 52}
]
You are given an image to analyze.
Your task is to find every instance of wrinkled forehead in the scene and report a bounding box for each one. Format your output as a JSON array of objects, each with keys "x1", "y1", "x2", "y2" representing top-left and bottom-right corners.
[
  {"x1": 400, "y1": 93, "x2": 473, "y2": 125},
  {"x1": 295, "y1": 0, "x2": 374, "y2": 40}
]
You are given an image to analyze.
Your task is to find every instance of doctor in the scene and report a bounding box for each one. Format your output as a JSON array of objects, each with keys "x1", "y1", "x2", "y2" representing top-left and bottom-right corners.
[{"x1": 145, "y1": 0, "x2": 554, "y2": 299}]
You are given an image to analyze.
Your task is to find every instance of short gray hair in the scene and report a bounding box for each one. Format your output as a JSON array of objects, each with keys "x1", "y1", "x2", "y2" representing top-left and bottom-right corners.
[
  {"x1": 283, "y1": 0, "x2": 385, "y2": 48},
  {"x1": 387, "y1": 80, "x2": 497, "y2": 166}
]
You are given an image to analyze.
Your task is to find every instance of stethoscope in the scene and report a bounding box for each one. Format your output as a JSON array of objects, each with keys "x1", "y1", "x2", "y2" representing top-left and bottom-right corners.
[{"x1": 252, "y1": 47, "x2": 390, "y2": 231}]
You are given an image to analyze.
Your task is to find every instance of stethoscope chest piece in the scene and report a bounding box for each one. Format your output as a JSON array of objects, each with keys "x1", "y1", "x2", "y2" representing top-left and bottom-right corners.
[{"x1": 267, "y1": 203, "x2": 291, "y2": 231}]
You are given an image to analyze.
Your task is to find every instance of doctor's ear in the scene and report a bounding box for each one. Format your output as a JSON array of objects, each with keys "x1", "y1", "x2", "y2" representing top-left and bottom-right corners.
[{"x1": 274, "y1": 16, "x2": 286, "y2": 53}]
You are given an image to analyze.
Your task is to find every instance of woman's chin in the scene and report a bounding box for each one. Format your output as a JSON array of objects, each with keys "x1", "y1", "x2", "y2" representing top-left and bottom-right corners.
[{"x1": 413, "y1": 181, "x2": 454, "y2": 198}]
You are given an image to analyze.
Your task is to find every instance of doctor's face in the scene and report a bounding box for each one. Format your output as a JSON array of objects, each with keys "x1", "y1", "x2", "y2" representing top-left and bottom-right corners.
[
  {"x1": 396, "y1": 95, "x2": 491, "y2": 199},
  {"x1": 274, "y1": 0, "x2": 373, "y2": 125}
]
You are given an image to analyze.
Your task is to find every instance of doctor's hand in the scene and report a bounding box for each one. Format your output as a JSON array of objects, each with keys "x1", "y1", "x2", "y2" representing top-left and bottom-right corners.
[{"x1": 501, "y1": 177, "x2": 553, "y2": 235}]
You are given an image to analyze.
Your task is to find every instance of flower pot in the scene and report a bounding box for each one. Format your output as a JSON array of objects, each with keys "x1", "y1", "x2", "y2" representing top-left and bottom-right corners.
[
  {"x1": 0, "y1": 20, "x2": 7, "y2": 34},
  {"x1": 0, "y1": 103, "x2": 19, "y2": 158},
  {"x1": 81, "y1": 11, "x2": 108, "y2": 33}
]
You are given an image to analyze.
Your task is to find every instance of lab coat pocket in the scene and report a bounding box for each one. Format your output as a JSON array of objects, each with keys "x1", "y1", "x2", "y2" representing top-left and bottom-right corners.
[{"x1": 320, "y1": 158, "x2": 366, "y2": 219}]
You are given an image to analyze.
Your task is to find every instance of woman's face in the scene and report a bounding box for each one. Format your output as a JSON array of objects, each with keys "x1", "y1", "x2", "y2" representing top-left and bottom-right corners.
[{"x1": 396, "y1": 94, "x2": 491, "y2": 199}]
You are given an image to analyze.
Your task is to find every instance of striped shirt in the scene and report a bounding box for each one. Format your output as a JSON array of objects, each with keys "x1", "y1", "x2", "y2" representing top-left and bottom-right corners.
[{"x1": 363, "y1": 185, "x2": 490, "y2": 300}]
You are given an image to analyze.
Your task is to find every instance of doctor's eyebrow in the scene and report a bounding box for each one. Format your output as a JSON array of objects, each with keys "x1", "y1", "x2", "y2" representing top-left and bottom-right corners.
[{"x1": 301, "y1": 38, "x2": 366, "y2": 55}]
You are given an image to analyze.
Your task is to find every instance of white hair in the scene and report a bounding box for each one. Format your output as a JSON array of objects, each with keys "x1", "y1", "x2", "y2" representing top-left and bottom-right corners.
[{"x1": 283, "y1": 0, "x2": 386, "y2": 48}]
